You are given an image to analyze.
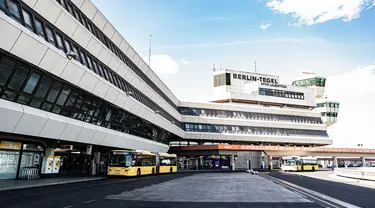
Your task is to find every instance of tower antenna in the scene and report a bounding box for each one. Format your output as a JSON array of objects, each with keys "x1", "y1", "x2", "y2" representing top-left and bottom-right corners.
[
  {"x1": 148, "y1": 21, "x2": 152, "y2": 67},
  {"x1": 254, "y1": 61, "x2": 257, "y2": 73}
]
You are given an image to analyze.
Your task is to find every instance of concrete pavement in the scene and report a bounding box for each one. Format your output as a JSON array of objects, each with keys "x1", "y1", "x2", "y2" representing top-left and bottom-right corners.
[{"x1": 0, "y1": 172, "x2": 322, "y2": 208}]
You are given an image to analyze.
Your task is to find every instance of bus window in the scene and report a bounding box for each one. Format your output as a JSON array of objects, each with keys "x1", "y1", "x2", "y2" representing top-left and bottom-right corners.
[
  {"x1": 306, "y1": 79, "x2": 311, "y2": 86},
  {"x1": 311, "y1": 78, "x2": 316, "y2": 86}
]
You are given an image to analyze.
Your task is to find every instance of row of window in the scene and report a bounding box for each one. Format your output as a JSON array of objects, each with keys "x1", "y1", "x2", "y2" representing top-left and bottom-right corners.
[
  {"x1": 259, "y1": 88, "x2": 305, "y2": 100},
  {"x1": 0, "y1": 0, "x2": 180, "y2": 126},
  {"x1": 0, "y1": 51, "x2": 178, "y2": 144},
  {"x1": 317, "y1": 103, "x2": 339, "y2": 108},
  {"x1": 55, "y1": 0, "x2": 177, "y2": 110},
  {"x1": 213, "y1": 73, "x2": 231, "y2": 87},
  {"x1": 321, "y1": 112, "x2": 338, "y2": 117},
  {"x1": 293, "y1": 78, "x2": 326, "y2": 87},
  {"x1": 179, "y1": 107, "x2": 323, "y2": 124},
  {"x1": 184, "y1": 123, "x2": 329, "y2": 138}
]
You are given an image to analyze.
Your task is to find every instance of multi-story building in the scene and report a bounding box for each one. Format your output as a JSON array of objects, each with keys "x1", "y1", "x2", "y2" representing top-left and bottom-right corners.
[{"x1": 0, "y1": 0, "x2": 336, "y2": 179}]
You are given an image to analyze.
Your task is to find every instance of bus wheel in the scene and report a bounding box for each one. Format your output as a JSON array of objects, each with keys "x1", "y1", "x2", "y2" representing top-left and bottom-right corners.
[
  {"x1": 137, "y1": 169, "x2": 141, "y2": 177},
  {"x1": 170, "y1": 167, "x2": 173, "y2": 173},
  {"x1": 152, "y1": 168, "x2": 155, "y2": 175}
]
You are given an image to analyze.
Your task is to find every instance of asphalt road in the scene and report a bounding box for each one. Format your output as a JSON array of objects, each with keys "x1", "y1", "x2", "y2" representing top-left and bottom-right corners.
[
  {"x1": 0, "y1": 172, "x2": 321, "y2": 208},
  {"x1": 268, "y1": 171, "x2": 375, "y2": 208}
]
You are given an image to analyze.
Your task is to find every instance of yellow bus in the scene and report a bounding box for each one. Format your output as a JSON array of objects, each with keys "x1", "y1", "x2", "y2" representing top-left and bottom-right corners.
[
  {"x1": 107, "y1": 150, "x2": 177, "y2": 177},
  {"x1": 158, "y1": 153, "x2": 178, "y2": 174},
  {"x1": 281, "y1": 156, "x2": 318, "y2": 172}
]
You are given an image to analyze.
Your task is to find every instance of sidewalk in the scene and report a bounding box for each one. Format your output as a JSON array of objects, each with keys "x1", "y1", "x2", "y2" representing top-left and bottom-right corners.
[{"x1": 0, "y1": 176, "x2": 106, "y2": 191}]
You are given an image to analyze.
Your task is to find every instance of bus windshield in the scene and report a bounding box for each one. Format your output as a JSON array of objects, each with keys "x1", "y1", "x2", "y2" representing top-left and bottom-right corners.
[
  {"x1": 284, "y1": 159, "x2": 296, "y2": 166},
  {"x1": 109, "y1": 152, "x2": 132, "y2": 167}
]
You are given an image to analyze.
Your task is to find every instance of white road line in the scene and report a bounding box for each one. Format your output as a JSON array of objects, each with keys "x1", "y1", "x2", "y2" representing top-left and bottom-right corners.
[
  {"x1": 62, "y1": 205, "x2": 75, "y2": 208},
  {"x1": 263, "y1": 174, "x2": 361, "y2": 208},
  {"x1": 84, "y1": 199, "x2": 98, "y2": 204}
]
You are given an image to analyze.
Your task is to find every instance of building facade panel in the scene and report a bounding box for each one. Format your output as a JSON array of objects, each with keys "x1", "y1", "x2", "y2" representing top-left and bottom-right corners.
[
  {"x1": 79, "y1": 0, "x2": 97, "y2": 20},
  {"x1": 38, "y1": 49, "x2": 69, "y2": 77},
  {"x1": 13, "y1": 105, "x2": 48, "y2": 136},
  {"x1": 0, "y1": 99, "x2": 24, "y2": 133},
  {"x1": 39, "y1": 111, "x2": 68, "y2": 139},
  {"x1": 10, "y1": 32, "x2": 48, "y2": 66},
  {"x1": 61, "y1": 61, "x2": 85, "y2": 85},
  {"x1": 71, "y1": 24, "x2": 91, "y2": 48},
  {"x1": 0, "y1": 13, "x2": 22, "y2": 51},
  {"x1": 86, "y1": 37, "x2": 103, "y2": 57},
  {"x1": 54, "y1": 10, "x2": 79, "y2": 37},
  {"x1": 59, "y1": 117, "x2": 83, "y2": 142},
  {"x1": 78, "y1": 71, "x2": 99, "y2": 93},
  {"x1": 33, "y1": 0, "x2": 62, "y2": 24}
]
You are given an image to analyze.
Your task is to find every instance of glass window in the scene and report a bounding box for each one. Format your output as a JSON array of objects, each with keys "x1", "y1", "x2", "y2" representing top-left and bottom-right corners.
[
  {"x1": 306, "y1": 79, "x2": 311, "y2": 86},
  {"x1": 51, "y1": 106, "x2": 61, "y2": 114},
  {"x1": 8, "y1": 66, "x2": 29, "y2": 90},
  {"x1": 35, "y1": 77, "x2": 52, "y2": 99},
  {"x1": 2, "y1": 90, "x2": 16, "y2": 101},
  {"x1": 56, "y1": 86, "x2": 70, "y2": 106},
  {"x1": 16, "y1": 95, "x2": 30, "y2": 105},
  {"x1": 8, "y1": 0, "x2": 21, "y2": 21},
  {"x1": 79, "y1": 51, "x2": 87, "y2": 66},
  {"x1": 0, "y1": 0, "x2": 5, "y2": 10},
  {"x1": 64, "y1": 91, "x2": 77, "y2": 108},
  {"x1": 102, "y1": 68, "x2": 110, "y2": 80},
  {"x1": 45, "y1": 27, "x2": 55, "y2": 44},
  {"x1": 64, "y1": 40, "x2": 71, "y2": 53},
  {"x1": 22, "y1": 9, "x2": 33, "y2": 31},
  {"x1": 67, "y1": 2, "x2": 74, "y2": 15},
  {"x1": 0, "y1": 58, "x2": 16, "y2": 86},
  {"x1": 86, "y1": 56, "x2": 93, "y2": 70},
  {"x1": 41, "y1": 103, "x2": 52, "y2": 111},
  {"x1": 46, "y1": 82, "x2": 62, "y2": 102},
  {"x1": 72, "y1": 45, "x2": 80, "y2": 62},
  {"x1": 35, "y1": 19, "x2": 45, "y2": 38},
  {"x1": 97, "y1": 64, "x2": 105, "y2": 77},
  {"x1": 321, "y1": 78, "x2": 326, "y2": 87},
  {"x1": 311, "y1": 78, "x2": 316, "y2": 85},
  {"x1": 23, "y1": 72, "x2": 41, "y2": 94},
  {"x1": 55, "y1": 33, "x2": 65, "y2": 51},
  {"x1": 92, "y1": 60, "x2": 99, "y2": 74},
  {"x1": 29, "y1": 99, "x2": 42, "y2": 108}
]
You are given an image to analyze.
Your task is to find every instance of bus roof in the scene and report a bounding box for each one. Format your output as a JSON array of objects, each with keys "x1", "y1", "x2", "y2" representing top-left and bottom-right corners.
[
  {"x1": 159, "y1": 153, "x2": 177, "y2": 157},
  {"x1": 111, "y1": 150, "x2": 156, "y2": 156}
]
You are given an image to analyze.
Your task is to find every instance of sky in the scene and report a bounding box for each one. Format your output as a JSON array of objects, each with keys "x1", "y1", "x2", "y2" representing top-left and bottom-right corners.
[{"x1": 92, "y1": 0, "x2": 375, "y2": 148}]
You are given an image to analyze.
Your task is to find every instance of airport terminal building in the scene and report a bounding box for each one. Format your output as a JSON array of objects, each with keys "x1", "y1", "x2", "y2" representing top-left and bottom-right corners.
[{"x1": 0, "y1": 0, "x2": 338, "y2": 179}]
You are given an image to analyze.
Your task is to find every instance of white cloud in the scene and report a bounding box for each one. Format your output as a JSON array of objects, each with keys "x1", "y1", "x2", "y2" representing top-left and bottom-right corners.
[
  {"x1": 180, "y1": 59, "x2": 190, "y2": 65},
  {"x1": 325, "y1": 65, "x2": 375, "y2": 148},
  {"x1": 265, "y1": 0, "x2": 374, "y2": 26},
  {"x1": 260, "y1": 20, "x2": 272, "y2": 30},
  {"x1": 161, "y1": 38, "x2": 322, "y2": 49},
  {"x1": 142, "y1": 55, "x2": 179, "y2": 74}
]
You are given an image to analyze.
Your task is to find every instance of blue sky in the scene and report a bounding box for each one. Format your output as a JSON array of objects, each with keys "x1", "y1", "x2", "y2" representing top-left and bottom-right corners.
[{"x1": 92, "y1": 0, "x2": 375, "y2": 147}]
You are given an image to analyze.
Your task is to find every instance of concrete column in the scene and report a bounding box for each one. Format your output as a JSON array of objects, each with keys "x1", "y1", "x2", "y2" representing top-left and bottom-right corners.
[
  {"x1": 361, "y1": 157, "x2": 366, "y2": 167},
  {"x1": 45, "y1": 148, "x2": 55, "y2": 156},
  {"x1": 268, "y1": 155, "x2": 273, "y2": 170},
  {"x1": 333, "y1": 156, "x2": 338, "y2": 168},
  {"x1": 231, "y1": 155, "x2": 236, "y2": 171}
]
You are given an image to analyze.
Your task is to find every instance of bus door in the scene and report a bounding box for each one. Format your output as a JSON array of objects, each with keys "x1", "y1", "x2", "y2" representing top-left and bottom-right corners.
[{"x1": 155, "y1": 154, "x2": 160, "y2": 174}]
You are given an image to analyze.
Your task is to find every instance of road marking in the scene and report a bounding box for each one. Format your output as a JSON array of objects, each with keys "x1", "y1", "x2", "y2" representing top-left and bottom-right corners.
[
  {"x1": 84, "y1": 199, "x2": 98, "y2": 204},
  {"x1": 62, "y1": 205, "x2": 75, "y2": 208},
  {"x1": 263, "y1": 174, "x2": 361, "y2": 208}
]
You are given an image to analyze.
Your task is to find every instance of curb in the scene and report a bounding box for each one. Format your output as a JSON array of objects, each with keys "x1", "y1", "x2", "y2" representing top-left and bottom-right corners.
[{"x1": 0, "y1": 177, "x2": 107, "y2": 192}]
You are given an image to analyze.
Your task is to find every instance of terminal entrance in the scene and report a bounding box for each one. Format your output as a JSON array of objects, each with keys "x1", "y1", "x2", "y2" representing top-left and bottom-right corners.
[{"x1": 178, "y1": 155, "x2": 231, "y2": 170}]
